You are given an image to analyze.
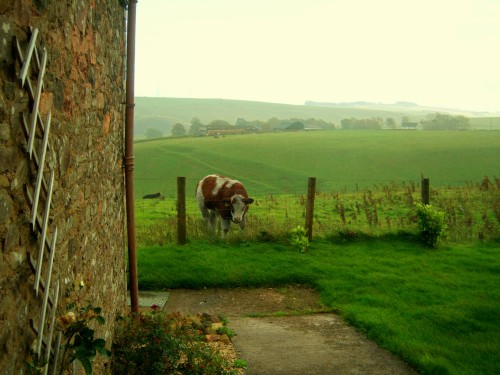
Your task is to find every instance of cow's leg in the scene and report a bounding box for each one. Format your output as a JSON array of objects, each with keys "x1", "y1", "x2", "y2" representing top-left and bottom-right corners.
[
  {"x1": 238, "y1": 218, "x2": 246, "y2": 231},
  {"x1": 221, "y1": 218, "x2": 231, "y2": 238},
  {"x1": 207, "y1": 210, "x2": 217, "y2": 234},
  {"x1": 199, "y1": 205, "x2": 215, "y2": 234}
]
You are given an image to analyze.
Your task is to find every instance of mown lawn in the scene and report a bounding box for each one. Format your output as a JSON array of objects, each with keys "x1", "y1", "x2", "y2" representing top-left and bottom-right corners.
[{"x1": 136, "y1": 237, "x2": 500, "y2": 375}]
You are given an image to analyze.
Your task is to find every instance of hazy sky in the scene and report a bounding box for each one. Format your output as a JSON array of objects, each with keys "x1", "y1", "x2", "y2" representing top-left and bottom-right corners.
[{"x1": 134, "y1": 0, "x2": 500, "y2": 112}]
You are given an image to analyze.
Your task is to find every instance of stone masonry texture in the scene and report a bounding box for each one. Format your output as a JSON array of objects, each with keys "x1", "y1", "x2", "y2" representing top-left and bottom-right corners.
[{"x1": 1, "y1": 1, "x2": 127, "y2": 373}]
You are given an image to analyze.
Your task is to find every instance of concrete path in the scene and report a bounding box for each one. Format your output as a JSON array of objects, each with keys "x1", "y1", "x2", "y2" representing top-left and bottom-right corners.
[
  {"x1": 140, "y1": 288, "x2": 419, "y2": 375},
  {"x1": 229, "y1": 315, "x2": 417, "y2": 375}
]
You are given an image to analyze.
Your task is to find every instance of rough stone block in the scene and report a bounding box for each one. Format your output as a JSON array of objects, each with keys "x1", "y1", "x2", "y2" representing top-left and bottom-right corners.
[
  {"x1": 0, "y1": 122, "x2": 10, "y2": 142},
  {"x1": 0, "y1": 189, "x2": 13, "y2": 224},
  {"x1": 212, "y1": 322, "x2": 224, "y2": 331},
  {"x1": 4, "y1": 224, "x2": 19, "y2": 251}
]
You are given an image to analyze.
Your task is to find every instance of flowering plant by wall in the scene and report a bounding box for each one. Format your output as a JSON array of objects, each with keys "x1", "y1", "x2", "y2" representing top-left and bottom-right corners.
[{"x1": 57, "y1": 279, "x2": 110, "y2": 375}]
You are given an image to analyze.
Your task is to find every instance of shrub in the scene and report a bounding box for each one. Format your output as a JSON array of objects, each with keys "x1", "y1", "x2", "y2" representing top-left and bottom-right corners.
[
  {"x1": 113, "y1": 310, "x2": 238, "y2": 374},
  {"x1": 289, "y1": 226, "x2": 309, "y2": 252},
  {"x1": 414, "y1": 203, "x2": 447, "y2": 247}
]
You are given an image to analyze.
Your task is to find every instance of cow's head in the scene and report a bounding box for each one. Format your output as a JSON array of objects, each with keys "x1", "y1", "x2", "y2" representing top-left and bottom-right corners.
[{"x1": 223, "y1": 194, "x2": 254, "y2": 223}]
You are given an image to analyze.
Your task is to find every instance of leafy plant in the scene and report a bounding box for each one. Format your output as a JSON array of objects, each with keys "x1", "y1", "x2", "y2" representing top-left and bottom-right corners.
[
  {"x1": 234, "y1": 359, "x2": 248, "y2": 369},
  {"x1": 25, "y1": 355, "x2": 46, "y2": 375},
  {"x1": 113, "y1": 310, "x2": 240, "y2": 374},
  {"x1": 414, "y1": 203, "x2": 447, "y2": 247},
  {"x1": 289, "y1": 226, "x2": 309, "y2": 252},
  {"x1": 216, "y1": 325, "x2": 235, "y2": 339},
  {"x1": 57, "y1": 280, "x2": 110, "y2": 375}
]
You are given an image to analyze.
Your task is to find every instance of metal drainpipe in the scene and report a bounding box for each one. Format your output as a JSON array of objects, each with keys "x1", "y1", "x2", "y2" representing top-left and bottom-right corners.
[{"x1": 125, "y1": 0, "x2": 139, "y2": 314}]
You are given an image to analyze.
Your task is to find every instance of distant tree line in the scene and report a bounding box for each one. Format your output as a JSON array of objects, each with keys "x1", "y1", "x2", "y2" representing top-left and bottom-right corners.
[
  {"x1": 340, "y1": 117, "x2": 385, "y2": 130},
  {"x1": 168, "y1": 116, "x2": 337, "y2": 137},
  {"x1": 419, "y1": 113, "x2": 470, "y2": 130},
  {"x1": 340, "y1": 113, "x2": 471, "y2": 131},
  {"x1": 145, "y1": 112, "x2": 473, "y2": 138}
]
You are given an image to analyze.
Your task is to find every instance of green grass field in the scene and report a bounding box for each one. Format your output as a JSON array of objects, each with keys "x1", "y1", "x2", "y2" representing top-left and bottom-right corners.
[
  {"x1": 133, "y1": 130, "x2": 500, "y2": 374},
  {"x1": 135, "y1": 179, "x2": 499, "y2": 245},
  {"x1": 134, "y1": 130, "x2": 500, "y2": 244},
  {"x1": 134, "y1": 130, "x2": 500, "y2": 198},
  {"x1": 470, "y1": 116, "x2": 500, "y2": 130}
]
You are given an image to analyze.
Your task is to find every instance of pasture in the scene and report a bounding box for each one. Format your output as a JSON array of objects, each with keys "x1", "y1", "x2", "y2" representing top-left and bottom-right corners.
[
  {"x1": 134, "y1": 130, "x2": 500, "y2": 198},
  {"x1": 135, "y1": 180, "x2": 499, "y2": 245},
  {"x1": 133, "y1": 130, "x2": 500, "y2": 375},
  {"x1": 134, "y1": 130, "x2": 500, "y2": 244}
]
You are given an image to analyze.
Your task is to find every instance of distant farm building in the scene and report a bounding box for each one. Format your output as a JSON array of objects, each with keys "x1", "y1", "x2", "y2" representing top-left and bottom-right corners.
[
  {"x1": 205, "y1": 124, "x2": 257, "y2": 136},
  {"x1": 207, "y1": 128, "x2": 246, "y2": 136},
  {"x1": 402, "y1": 122, "x2": 418, "y2": 129}
]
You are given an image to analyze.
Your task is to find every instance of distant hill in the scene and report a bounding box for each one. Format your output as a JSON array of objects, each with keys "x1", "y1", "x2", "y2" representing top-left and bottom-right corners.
[
  {"x1": 305, "y1": 100, "x2": 419, "y2": 107},
  {"x1": 304, "y1": 100, "x2": 498, "y2": 116},
  {"x1": 134, "y1": 97, "x2": 499, "y2": 138}
]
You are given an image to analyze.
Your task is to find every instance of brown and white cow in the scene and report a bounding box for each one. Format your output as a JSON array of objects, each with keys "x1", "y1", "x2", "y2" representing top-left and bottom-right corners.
[{"x1": 196, "y1": 174, "x2": 254, "y2": 237}]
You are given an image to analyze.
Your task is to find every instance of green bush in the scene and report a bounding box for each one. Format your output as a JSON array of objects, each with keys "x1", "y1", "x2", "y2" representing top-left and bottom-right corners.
[
  {"x1": 414, "y1": 203, "x2": 447, "y2": 247},
  {"x1": 113, "y1": 311, "x2": 238, "y2": 374},
  {"x1": 289, "y1": 226, "x2": 309, "y2": 253}
]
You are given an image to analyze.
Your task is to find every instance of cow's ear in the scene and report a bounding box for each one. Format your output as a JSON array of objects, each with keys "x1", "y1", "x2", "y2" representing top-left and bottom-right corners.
[
  {"x1": 245, "y1": 198, "x2": 255, "y2": 205},
  {"x1": 222, "y1": 199, "x2": 231, "y2": 207}
]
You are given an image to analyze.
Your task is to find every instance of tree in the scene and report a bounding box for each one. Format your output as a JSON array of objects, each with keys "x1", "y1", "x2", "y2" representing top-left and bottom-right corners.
[
  {"x1": 420, "y1": 113, "x2": 471, "y2": 130},
  {"x1": 235, "y1": 118, "x2": 251, "y2": 127},
  {"x1": 373, "y1": 117, "x2": 384, "y2": 128},
  {"x1": 340, "y1": 117, "x2": 381, "y2": 130},
  {"x1": 401, "y1": 116, "x2": 411, "y2": 126},
  {"x1": 341, "y1": 117, "x2": 356, "y2": 130},
  {"x1": 264, "y1": 117, "x2": 280, "y2": 132},
  {"x1": 260, "y1": 123, "x2": 272, "y2": 132},
  {"x1": 189, "y1": 117, "x2": 204, "y2": 136},
  {"x1": 385, "y1": 117, "x2": 397, "y2": 129},
  {"x1": 170, "y1": 123, "x2": 186, "y2": 137},
  {"x1": 286, "y1": 121, "x2": 304, "y2": 131},
  {"x1": 191, "y1": 117, "x2": 203, "y2": 127},
  {"x1": 207, "y1": 120, "x2": 232, "y2": 130},
  {"x1": 455, "y1": 115, "x2": 471, "y2": 130}
]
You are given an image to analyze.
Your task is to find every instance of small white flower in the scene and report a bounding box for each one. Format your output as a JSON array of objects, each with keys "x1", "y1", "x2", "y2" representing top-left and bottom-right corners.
[{"x1": 30, "y1": 339, "x2": 38, "y2": 352}]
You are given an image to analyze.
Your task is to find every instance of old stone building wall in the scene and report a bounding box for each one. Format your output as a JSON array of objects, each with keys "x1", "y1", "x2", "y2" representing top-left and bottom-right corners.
[{"x1": 0, "y1": 1, "x2": 127, "y2": 374}]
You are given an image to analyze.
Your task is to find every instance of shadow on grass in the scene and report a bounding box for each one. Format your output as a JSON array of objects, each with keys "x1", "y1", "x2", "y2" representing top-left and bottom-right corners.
[{"x1": 324, "y1": 230, "x2": 421, "y2": 245}]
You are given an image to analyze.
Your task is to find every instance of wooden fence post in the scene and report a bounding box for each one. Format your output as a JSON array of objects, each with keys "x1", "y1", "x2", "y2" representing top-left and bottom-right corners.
[
  {"x1": 421, "y1": 177, "x2": 430, "y2": 205},
  {"x1": 177, "y1": 177, "x2": 186, "y2": 244},
  {"x1": 305, "y1": 177, "x2": 316, "y2": 241}
]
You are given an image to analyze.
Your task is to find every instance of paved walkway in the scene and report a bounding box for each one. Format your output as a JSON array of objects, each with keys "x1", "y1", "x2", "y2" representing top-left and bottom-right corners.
[
  {"x1": 229, "y1": 315, "x2": 417, "y2": 375},
  {"x1": 135, "y1": 289, "x2": 419, "y2": 375}
]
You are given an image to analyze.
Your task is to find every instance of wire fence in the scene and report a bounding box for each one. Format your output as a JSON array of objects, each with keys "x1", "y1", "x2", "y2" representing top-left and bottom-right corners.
[{"x1": 134, "y1": 177, "x2": 500, "y2": 246}]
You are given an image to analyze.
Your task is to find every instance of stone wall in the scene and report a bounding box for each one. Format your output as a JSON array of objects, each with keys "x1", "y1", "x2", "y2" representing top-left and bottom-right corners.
[{"x1": 0, "y1": 1, "x2": 127, "y2": 374}]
